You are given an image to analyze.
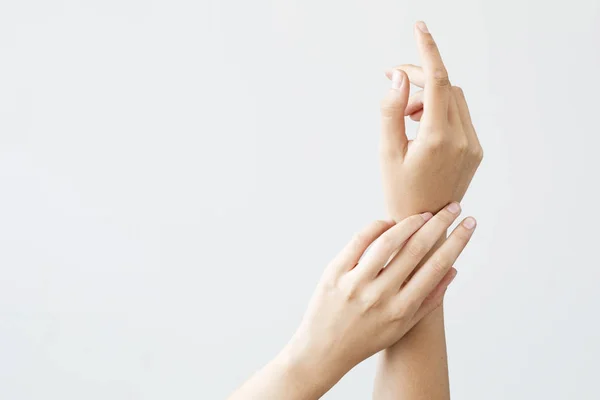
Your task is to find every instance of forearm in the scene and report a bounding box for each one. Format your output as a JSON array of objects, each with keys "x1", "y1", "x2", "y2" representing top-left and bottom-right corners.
[
  {"x1": 373, "y1": 306, "x2": 450, "y2": 400},
  {"x1": 228, "y1": 342, "x2": 343, "y2": 400},
  {"x1": 373, "y1": 205, "x2": 451, "y2": 400}
]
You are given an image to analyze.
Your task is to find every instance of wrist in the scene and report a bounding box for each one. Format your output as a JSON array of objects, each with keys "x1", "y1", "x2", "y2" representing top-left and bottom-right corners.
[
  {"x1": 276, "y1": 335, "x2": 349, "y2": 398},
  {"x1": 386, "y1": 198, "x2": 453, "y2": 221}
]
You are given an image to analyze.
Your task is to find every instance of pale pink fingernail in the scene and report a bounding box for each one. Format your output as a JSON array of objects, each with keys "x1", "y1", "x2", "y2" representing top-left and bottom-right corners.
[
  {"x1": 446, "y1": 202, "x2": 461, "y2": 214},
  {"x1": 463, "y1": 217, "x2": 477, "y2": 229},
  {"x1": 416, "y1": 21, "x2": 429, "y2": 33},
  {"x1": 421, "y1": 212, "x2": 433, "y2": 221},
  {"x1": 391, "y1": 69, "x2": 403, "y2": 89}
]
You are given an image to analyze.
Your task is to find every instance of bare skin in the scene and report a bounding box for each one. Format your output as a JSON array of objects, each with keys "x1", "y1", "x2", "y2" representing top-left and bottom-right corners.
[
  {"x1": 373, "y1": 21, "x2": 483, "y2": 400},
  {"x1": 228, "y1": 206, "x2": 477, "y2": 400}
]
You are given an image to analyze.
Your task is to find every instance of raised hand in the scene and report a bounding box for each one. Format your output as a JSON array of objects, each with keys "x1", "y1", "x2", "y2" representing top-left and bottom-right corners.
[{"x1": 380, "y1": 21, "x2": 483, "y2": 220}]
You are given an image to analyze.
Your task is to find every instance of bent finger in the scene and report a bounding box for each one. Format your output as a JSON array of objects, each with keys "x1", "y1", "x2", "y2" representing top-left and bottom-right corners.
[
  {"x1": 405, "y1": 90, "x2": 424, "y2": 116},
  {"x1": 408, "y1": 268, "x2": 457, "y2": 326},
  {"x1": 453, "y1": 87, "x2": 482, "y2": 150},
  {"x1": 375, "y1": 202, "x2": 462, "y2": 292},
  {"x1": 328, "y1": 220, "x2": 395, "y2": 277},
  {"x1": 350, "y1": 213, "x2": 432, "y2": 282},
  {"x1": 385, "y1": 64, "x2": 425, "y2": 88},
  {"x1": 400, "y1": 217, "x2": 476, "y2": 305},
  {"x1": 381, "y1": 69, "x2": 411, "y2": 157}
]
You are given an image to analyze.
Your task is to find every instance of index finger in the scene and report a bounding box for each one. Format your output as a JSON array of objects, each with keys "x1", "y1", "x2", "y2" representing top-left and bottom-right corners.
[
  {"x1": 400, "y1": 216, "x2": 476, "y2": 305},
  {"x1": 349, "y1": 213, "x2": 431, "y2": 282},
  {"x1": 415, "y1": 21, "x2": 451, "y2": 126}
]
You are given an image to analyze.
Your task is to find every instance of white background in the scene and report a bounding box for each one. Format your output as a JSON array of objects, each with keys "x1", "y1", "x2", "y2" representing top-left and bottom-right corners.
[{"x1": 1, "y1": 1, "x2": 599, "y2": 399}]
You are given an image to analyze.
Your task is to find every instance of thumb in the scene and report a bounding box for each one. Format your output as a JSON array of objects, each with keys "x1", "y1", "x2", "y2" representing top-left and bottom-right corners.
[{"x1": 380, "y1": 69, "x2": 410, "y2": 157}]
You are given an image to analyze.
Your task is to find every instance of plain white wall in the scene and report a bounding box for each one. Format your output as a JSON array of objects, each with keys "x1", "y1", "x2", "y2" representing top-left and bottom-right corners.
[{"x1": 1, "y1": 0, "x2": 599, "y2": 399}]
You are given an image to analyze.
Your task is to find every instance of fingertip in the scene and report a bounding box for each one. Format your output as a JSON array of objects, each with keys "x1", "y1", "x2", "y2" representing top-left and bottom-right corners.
[
  {"x1": 446, "y1": 202, "x2": 461, "y2": 215},
  {"x1": 462, "y1": 217, "x2": 477, "y2": 230},
  {"x1": 409, "y1": 111, "x2": 423, "y2": 121},
  {"x1": 416, "y1": 21, "x2": 429, "y2": 34},
  {"x1": 391, "y1": 69, "x2": 408, "y2": 90}
]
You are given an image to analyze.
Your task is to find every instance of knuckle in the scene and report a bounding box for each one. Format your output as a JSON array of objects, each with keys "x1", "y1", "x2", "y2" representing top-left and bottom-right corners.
[
  {"x1": 360, "y1": 290, "x2": 382, "y2": 310},
  {"x1": 406, "y1": 241, "x2": 426, "y2": 259},
  {"x1": 454, "y1": 139, "x2": 469, "y2": 154},
  {"x1": 341, "y1": 280, "x2": 360, "y2": 301},
  {"x1": 424, "y1": 38, "x2": 439, "y2": 53},
  {"x1": 389, "y1": 305, "x2": 409, "y2": 322},
  {"x1": 473, "y1": 145, "x2": 484, "y2": 162},
  {"x1": 432, "y1": 67, "x2": 450, "y2": 88},
  {"x1": 380, "y1": 99, "x2": 404, "y2": 118},
  {"x1": 434, "y1": 75, "x2": 451, "y2": 88},
  {"x1": 429, "y1": 256, "x2": 448, "y2": 275},
  {"x1": 408, "y1": 214, "x2": 426, "y2": 228},
  {"x1": 423, "y1": 136, "x2": 447, "y2": 153},
  {"x1": 437, "y1": 210, "x2": 457, "y2": 225},
  {"x1": 390, "y1": 301, "x2": 416, "y2": 322},
  {"x1": 377, "y1": 234, "x2": 396, "y2": 253},
  {"x1": 452, "y1": 86, "x2": 464, "y2": 96},
  {"x1": 399, "y1": 215, "x2": 424, "y2": 233}
]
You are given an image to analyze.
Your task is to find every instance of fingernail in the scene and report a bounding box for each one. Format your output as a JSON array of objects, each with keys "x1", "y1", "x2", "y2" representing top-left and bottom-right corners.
[
  {"x1": 421, "y1": 212, "x2": 433, "y2": 222},
  {"x1": 416, "y1": 21, "x2": 429, "y2": 33},
  {"x1": 463, "y1": 217, "x2": 477, "y2": 229},
  {"x1": 391, "y1": 69, "x2": 403, "y2": 89},
  {"x1": 446, "y1": 202, "x2": 461, "y2": 214}
]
